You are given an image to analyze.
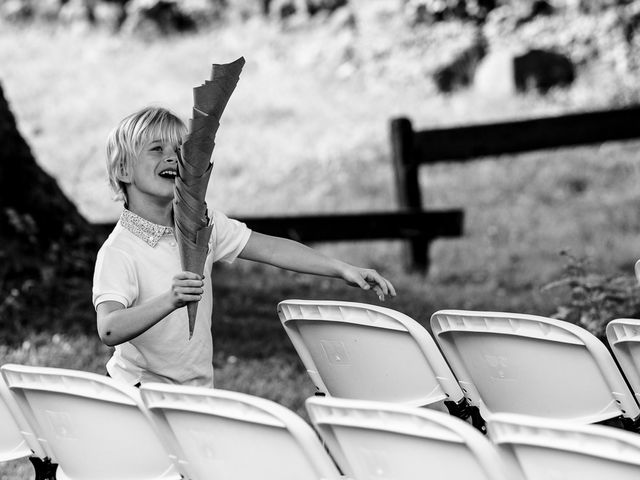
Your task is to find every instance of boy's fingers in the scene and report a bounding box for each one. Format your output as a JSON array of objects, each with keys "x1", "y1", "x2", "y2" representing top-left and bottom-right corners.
[
  {"x1": 353, "y1": 276, "x2": 370, "y2": 290},
  {"x1": 348, "y1": 269, "x2": 395, "y2": 300},
  {"x1": 371, "y1": 274, "x2": 396, "y2": 298},
  {"x1": 175, "y1": 271, "x2": 203, "y2": 280},
  {"x1": 372, "y1": 285, "x2": 385, "y2": 301},
  {"x1": 181, "y1": 296, "x2": 202, "y2": 303},
  {"x1": 176, "y1": 286, "x2": 204, "y2": 294},
  {"x1": 378, "y1": 278, "x2": 389, "y2": 295},
  {"x1": 365, "y1": 270, "x2": 388, "y2": 294},
  {"x1": 177, "y1": 279, "x2": 205, "y2": 287},
  {"x1": 385, "y1": 279, "x2": 397, "y2": 297},
  {"x1": 178, "y1": 292, "x2": 202, "y2": 301}
]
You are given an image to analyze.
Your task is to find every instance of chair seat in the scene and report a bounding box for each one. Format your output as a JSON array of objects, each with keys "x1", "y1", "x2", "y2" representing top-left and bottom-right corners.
[
  {"x1": 1, "y1": 364, "x2": 182, "y2": 480},
  {"x1": 278, "y1": 300, "x2": 465, "y2": 409},
  {"x1": 140, "y1": 383, "x2": 342, "y2": 480},
  {"x1": 430, "y1": 310, "x2": 640, "y2": 425}
]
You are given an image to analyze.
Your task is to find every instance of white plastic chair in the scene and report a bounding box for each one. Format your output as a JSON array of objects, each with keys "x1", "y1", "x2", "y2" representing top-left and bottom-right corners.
[
  {"x1": 139, "y1": 383, "x2": 342, "y2": 480},
  {"x1": 430, "y1": 310, "x2": 640, "y2": 428},
  {"x1": 606, "y1": 318, "x2": 640, "y2": 405},
  {"x1": 487, "y1": 413, "x2": 640, "y2": 480},
  {"x1": 0, "y1": 370, "x2": 57, "y2": 479},
  {"x1": 0, "y1": 364, "x2": 182, "y2": 480},
  {"x1": 0, "y1": 371, "x2": 37, "y2": 462},
  {"x1": 278, "y1": 300, "x2": 474, "y2": 421},
  {"x1": 306, "y1": 396, "x2": 518, "y2": 480}
]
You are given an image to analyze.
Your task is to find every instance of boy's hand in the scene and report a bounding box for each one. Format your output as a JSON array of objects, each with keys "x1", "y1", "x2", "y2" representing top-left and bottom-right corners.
[
  {"x1": 341, "y1": 265, "x2": 397, "y2": 301},
  {"x1": 169, "y1": 272, "x2": 205, "y2": 308}
]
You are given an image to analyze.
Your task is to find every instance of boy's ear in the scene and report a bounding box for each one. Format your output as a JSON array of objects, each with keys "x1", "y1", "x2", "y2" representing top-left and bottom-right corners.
[{"x1": 116, "y1": 160, "x2": 132, "y2": 183}]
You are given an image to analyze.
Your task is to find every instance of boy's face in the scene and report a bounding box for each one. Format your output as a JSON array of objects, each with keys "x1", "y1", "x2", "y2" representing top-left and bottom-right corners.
[{"x1": 125, "y1": 138, "x2": 179, "y2": 204}]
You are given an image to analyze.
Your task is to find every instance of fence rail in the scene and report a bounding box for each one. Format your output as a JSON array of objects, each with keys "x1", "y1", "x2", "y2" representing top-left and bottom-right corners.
[
  {"x1": 410, "y1": 106, "x2": 640, "y2": 162},
  {"x1": 94, "y1": 210, "x2": 463, "y2": 254}
]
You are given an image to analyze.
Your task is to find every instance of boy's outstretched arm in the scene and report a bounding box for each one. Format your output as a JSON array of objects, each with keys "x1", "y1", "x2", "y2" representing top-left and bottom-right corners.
[{"x1": 238, "y1": 232, "x2": 397, "y2": 300}]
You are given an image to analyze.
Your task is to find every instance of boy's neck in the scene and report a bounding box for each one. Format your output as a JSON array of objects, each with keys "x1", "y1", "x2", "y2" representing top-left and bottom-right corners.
[{"x1": 127, "y1": 198, "x2": 173, "y2": 227}]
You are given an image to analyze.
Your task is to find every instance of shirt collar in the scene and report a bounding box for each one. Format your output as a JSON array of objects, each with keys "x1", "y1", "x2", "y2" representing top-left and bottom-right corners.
[{"x1": 119, "y1": 209, "x2": 174, "y2": 247}]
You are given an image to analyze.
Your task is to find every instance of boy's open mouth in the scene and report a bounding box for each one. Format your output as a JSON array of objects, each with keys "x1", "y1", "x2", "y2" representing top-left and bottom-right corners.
[{"x1": 158, "y1": 169, "x2": 177, "y2": 179}]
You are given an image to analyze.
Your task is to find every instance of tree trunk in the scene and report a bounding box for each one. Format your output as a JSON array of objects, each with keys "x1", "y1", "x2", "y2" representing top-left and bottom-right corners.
[
  {"x1": 0, "y1": 82, "x2": 98, "y2": 342},
  {"x1": 0, "y1": 81, "x2": 91, "y2": 243}
]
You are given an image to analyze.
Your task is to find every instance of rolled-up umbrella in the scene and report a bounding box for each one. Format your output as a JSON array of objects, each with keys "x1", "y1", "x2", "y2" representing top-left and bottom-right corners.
[{"x1": 174, "y1": 57, "x2": 245, "y2": 339}]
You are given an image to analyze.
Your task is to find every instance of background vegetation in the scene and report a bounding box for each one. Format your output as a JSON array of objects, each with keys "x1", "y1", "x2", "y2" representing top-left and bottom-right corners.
[{"x1": 2, "y1": 1, "x2": 640, "y2": 477}]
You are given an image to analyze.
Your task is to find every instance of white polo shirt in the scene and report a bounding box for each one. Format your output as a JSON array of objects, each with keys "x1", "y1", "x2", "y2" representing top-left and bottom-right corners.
[{"x1": 92, "y1": 208, "x2": 251, "y2": 387}]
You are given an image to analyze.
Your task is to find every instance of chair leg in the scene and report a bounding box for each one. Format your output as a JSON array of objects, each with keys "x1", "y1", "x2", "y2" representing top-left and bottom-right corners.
[
  {"x1": 468, "y1": 406, "x2": 487, "y2": 434},
  {"x1": 594, "y1": 415, "x2": 640, "y2": 433},
  {"x1": 620, "y1": 415, "x2": 640, "y2": 433},
  {"x1": 29, "y1": 457, "x2": 58, "y2": 480},
  {"x1": 444, "y1": 399, "x2": 487, "y2": 434}
]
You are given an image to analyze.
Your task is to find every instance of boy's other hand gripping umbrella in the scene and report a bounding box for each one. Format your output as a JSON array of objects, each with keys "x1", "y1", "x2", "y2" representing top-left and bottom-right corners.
[{"x1": 175, "y1": 57, "x2": 245, "y2": 339}]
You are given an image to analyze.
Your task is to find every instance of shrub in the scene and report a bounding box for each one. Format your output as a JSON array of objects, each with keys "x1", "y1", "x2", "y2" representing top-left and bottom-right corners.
[{"x1": 541, "y1": 250, "x2": 640, "y2": 340}]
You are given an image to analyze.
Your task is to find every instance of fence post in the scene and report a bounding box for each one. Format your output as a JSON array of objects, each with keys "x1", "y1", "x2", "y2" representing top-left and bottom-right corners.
[{"x1": 390, "y1": 117, "x2": 429, "y2": 272}]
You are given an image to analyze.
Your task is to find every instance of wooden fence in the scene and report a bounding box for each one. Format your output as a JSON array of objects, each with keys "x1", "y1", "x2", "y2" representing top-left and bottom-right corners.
[
  {"x1": 391, "y1": 105, "x2": 640, "y2": 271},
  {"x1": 94, "y1": 105, "x2": 640, "y2": 273}
]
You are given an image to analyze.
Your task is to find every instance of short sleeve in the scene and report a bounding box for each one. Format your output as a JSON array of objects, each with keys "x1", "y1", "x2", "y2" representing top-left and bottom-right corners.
[
  {"x1": 210, "y1": 210, "x2": 252, "y2": 264},
  {"x1": 92, "y1": 246, "x2": 139, "y2": 309}
]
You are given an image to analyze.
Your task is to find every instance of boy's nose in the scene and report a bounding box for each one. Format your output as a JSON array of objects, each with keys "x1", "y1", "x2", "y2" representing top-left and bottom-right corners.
[{"x1": 165, "y1": 147, "x2": 180, "y2": 163}]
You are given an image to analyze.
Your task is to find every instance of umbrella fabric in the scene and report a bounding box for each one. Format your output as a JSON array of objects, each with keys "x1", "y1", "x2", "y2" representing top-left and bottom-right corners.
[{"x1": 174, "y1": 56, "x2": 245, "y2": 339}]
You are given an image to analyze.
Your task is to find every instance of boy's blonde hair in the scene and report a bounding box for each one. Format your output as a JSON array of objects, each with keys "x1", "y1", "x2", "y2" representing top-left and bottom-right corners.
[{"x1": 106, "y1": 106, "x2": 187, "y2": 203}]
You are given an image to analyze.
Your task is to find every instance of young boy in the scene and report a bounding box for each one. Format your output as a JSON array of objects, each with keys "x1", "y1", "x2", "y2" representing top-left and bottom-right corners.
[{"x1": 93, "y1": 106, "x2": 396, "y2": 388}]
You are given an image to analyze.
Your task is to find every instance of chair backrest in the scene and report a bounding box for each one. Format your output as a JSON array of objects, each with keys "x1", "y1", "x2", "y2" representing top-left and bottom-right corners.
[
  {"x1": 0, "y1": 371, "x2": 45, "y2": 463},
  {"x1": 306, "y1": 396, "x2": 517, "y2": 480},
  {"x1": 606, "y1": 318, "x2": 640, "y2": 404},
  {"x1": 487, "y1": 413, "x2": 640, "y2": 480},
  {"x1": 0, "y1": 364, "x2": 181, "y2": 480},
  {"x1": 277, "y1": 299, "x2": 464, "y2": 407},
  {"x1": 140, "y1": 383, "x2": 342, "y2": 480},
  {"x1": 430, "y1": 310, "x2": 640, "y2": 423}
]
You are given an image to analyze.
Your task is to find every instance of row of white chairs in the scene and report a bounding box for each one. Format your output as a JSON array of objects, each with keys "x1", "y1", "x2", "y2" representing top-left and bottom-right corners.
[
  {"x1": 3, "y1": 362, "x2": 640, "y2": 480},
  {"x1": 4, "y1": 299, "x2": 640, "y2": 479},
  {"x1": 277, "y1": 300, "x2": 640, "y2": 430}
]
